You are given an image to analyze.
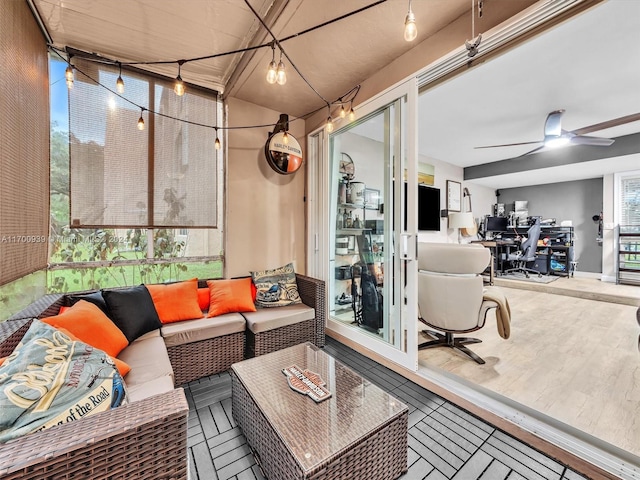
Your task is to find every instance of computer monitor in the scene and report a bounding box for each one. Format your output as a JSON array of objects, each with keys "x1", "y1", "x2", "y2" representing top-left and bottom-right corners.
[{"x1": 485, "y1": 216, "x2": 508, "y2": 233}]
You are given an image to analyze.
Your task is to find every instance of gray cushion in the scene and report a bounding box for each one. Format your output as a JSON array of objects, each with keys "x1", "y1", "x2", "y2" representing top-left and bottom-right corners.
[
  {"x1": 117, "y1": 335, "x2": 173, "y2": 386},
  {"x1": 242, "y1": 303, "x2": 314, "y2": 334},
  {"x1": 161, "y1": 314, "x2": 245, "y2": 348}
]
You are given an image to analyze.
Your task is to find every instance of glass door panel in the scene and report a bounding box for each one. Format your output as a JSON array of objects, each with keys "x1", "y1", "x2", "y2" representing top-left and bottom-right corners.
[{"x1": 327, "y1": 81, "x2": 418, "y2": 369}]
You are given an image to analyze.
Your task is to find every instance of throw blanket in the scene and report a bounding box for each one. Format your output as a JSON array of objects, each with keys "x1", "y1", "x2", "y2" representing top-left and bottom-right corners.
[{"x1": 483, "y1": 287, "x2": 511, "y2": 339}]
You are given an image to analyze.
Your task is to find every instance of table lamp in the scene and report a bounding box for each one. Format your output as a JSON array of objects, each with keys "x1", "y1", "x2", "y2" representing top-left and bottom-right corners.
[{"x1": 449, "y1": 212, "x2": 475, "y2": 243}]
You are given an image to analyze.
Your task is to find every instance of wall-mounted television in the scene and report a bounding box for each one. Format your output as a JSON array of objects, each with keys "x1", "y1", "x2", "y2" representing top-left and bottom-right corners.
[
  {"x1": 393, "y1": 184, "x2": 442, "y2": 232},
  {"x1": 418, "y1": 184, "x2": 441, "y2": 231}
]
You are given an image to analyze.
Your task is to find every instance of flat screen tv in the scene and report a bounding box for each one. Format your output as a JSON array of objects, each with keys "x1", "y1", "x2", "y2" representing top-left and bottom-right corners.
[
  {"x1": 417, "y1": 184, "x2": 441, "y2": 231},
  {"x1": 395, "y1": 184, "x2": 442, "y2": 231}
]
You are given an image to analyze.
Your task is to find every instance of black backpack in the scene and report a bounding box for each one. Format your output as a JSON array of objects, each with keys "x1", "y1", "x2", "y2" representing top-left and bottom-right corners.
[{"x1": 352, "y1": 264, "x2": 383, "y2": 331}]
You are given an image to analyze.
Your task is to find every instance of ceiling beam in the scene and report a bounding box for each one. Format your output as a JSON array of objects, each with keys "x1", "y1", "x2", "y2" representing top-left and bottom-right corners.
[{"x1": 464, "y1": 132, "x2": 640, "y2": 181}]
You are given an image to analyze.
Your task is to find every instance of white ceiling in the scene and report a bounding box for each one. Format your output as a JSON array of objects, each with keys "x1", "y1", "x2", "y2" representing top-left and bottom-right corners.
[{"x1": 418, "y1": 0, "x2": 640, "y2": 189}]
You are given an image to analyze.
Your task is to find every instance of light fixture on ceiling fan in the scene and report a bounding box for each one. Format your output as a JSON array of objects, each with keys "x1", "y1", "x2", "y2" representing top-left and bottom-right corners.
[{"x1": 475, "y1": 110, "x2": 640, "y2": 157}]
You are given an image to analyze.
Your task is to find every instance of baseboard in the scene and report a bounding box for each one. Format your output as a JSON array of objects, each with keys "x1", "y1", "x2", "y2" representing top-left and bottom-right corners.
[{"x1": 573, "y1": 271, "x2": 603, "y2": 279}]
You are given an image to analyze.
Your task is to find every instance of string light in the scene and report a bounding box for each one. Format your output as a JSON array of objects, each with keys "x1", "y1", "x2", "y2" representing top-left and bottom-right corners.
[
  {"x1": 404, "y1": 0, "x2": 417, "y2": 42},
  {"x1": 137, "y1": 108, "x2": 145, "y2": 130},
  {"x1": 65, "y1": 54, "x2": 74, "y2": 88},
  {"x1": 174, "y1": 61, "x2": 185, "y2": 96},
  {"x1": 214, "y1": 128, "x2": 221, "y2": 150},
  {"x1": 326, "y1": 105, "x2": 334, "y2": 132},
  {"x1": 116, "y1": 62, "x2": 124, "y2": 93},
  {"x1": 52, "y1": 48, "x2": 360, "y2": 137},
  {"x1": 340, "y1": 104, "x2": 346, "y2": 118},
  {"x1": 266, "y1": 43, "x2": 277, "y2": 84},
  {"x1": 276, "y1": 50, "x2": 287, "y2": 85},
  {"x1": 349, "y1": 106, "x2": 356, "y2": 122},
  {"x1": 282, "y1": 131, "x2": 289, "y2": 144}
]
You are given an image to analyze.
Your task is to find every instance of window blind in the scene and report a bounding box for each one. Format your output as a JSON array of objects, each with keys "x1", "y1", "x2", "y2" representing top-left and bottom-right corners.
[
  {"x1": 620, "y1": 175, "x2": 640, "y2": 226},
  {"x1": 0, "y1": 1, "x2": 50, "y2": 286},
  {"x1": 69, "y1": 58, "x2": 218, "y2": 228}
]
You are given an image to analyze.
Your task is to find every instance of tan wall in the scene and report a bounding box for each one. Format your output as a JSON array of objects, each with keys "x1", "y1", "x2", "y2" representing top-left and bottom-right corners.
[{"x1": 225, "y1": 97, "x2": 306, "y2": 278}]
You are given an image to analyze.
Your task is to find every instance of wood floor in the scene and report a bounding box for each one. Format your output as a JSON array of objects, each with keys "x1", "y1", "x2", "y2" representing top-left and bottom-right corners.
[
  {"x1": 185, "y1": 337, "x2": 590, "y2": 480},
  {"x1": 418, "y1": 277, "x2": 640, "y2": 459}
]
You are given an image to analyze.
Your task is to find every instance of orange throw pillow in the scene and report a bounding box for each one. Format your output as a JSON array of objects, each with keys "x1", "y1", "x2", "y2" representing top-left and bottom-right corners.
[
  {"x1": 197, "y1": 287, "x2": 210, "y2": 311},
  {"x1": 58, "y1": 306, "x2": 70, "y2": 314},
  {"x1": 42, "y1": 300, "x2": 128, "y2": 358},
  {"x1": 146, "y1": 279, "x2": 203, "y2": 324},
  {"x1": 55, "y1": 327, "x2": 131, "y2": 377},
  {"x1": 207, "y1": 278, "x2": 257, "y2": 318}
]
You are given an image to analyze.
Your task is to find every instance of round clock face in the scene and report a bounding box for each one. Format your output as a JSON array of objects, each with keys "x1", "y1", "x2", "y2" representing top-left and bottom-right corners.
[{"x1": 339, "y1": 153, "x2": 355, "y2": 178}]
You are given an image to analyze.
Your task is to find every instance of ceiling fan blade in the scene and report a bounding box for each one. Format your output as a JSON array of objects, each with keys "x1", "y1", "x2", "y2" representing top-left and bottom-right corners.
[
  {"x1": 570, "y1": 135, "x2": 615, "y2": 146},
  {"x1": 544, "y1": 109, "x2": 565, "y2": 137},
  {"x1": 572, "y1": 112, "x2": 640, "y2": 136},
  {"x1": 474, "y1": 140, "x2": 540, "y2": 149},
  {"x1": 517, "y1": 145, "x2": 546, "y2": 157}
]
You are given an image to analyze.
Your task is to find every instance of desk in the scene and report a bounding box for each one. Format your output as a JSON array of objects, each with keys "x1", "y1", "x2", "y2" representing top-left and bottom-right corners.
[
  {"x1": 472, "y1": 240, "x2": 518, "y2": 281},
  {"x1": 471, "y1": 240, "x2": 500, "y2": 284},
  {"x1": 474, "y1": 239, "x2": 573, "y2": 277}
]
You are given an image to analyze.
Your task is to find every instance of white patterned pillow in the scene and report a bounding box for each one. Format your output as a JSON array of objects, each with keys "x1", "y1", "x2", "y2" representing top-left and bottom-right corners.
[{"x1": 251, "y1": 263, "x2": 301, "y2": 308}]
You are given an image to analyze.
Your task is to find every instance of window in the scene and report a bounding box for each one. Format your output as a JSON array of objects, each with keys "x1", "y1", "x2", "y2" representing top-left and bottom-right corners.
[
  {"x1": 619, "y1": 172, "x2": 640, "y2": 227},
  {"x1": 48, "y1": 56, "x2": 224, "y2": 293},
  {"x1": 69, "y1": 55, "x2": 218, "y2": 228}
]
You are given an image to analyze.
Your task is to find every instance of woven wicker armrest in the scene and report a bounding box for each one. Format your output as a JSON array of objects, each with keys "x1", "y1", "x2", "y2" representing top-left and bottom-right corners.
[
  {"x1": 0, "y1": 388, "x2": 189, "y2": 480},
  {"x1": 0, "y1": 318, "x2": 34, "y2": 357},
  {"x1": 6, "y1": 294, "x2": 65, "y2": 322},
  {"x1": 295, "y1": 273, "x2": 326, "y2": 347}
]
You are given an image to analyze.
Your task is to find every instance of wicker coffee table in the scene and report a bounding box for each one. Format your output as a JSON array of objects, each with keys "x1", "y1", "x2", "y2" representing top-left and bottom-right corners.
[{"x1": 231, "y1": 342, "x2": 408, "y2": 480}]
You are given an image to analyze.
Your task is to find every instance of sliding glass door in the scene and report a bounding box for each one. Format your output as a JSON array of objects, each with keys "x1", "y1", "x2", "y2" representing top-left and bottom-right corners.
[{"x1": 314, "y1": 79, "x2": 418, "y2": 371}]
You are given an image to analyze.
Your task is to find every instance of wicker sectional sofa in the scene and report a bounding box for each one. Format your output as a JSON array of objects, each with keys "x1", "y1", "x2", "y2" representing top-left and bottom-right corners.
[{"x1": 0, "y1": 274, "x2": 325, "y2": 480}]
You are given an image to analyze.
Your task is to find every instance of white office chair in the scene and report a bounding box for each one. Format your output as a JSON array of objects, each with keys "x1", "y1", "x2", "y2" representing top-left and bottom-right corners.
[{"x1": 417, "y1": 242, "x2": 509, "y2": 364}]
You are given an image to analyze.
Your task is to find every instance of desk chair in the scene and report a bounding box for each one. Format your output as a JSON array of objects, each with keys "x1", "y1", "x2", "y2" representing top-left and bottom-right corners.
[
  {"x1": 417, "y1": 242, "x2": 505, "y2": 364},
  {"x1": 504, "y1": 219, "x2": 542, "y2": 278}
]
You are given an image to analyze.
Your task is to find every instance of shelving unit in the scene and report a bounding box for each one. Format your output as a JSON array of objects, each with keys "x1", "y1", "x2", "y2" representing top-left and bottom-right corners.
[{"x1": 616, "y1": 225, "x2": 640, "y2": 285}]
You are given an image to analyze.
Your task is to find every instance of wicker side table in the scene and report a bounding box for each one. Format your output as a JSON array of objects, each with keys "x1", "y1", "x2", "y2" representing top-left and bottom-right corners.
[{"x1": 231, "y1": 343, "x2": 408, "y2": 480}]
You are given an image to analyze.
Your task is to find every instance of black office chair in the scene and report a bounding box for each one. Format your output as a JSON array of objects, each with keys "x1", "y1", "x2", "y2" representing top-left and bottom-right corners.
[{"x1": 505, "y1": 219, "x2": 542, "y2": 278}]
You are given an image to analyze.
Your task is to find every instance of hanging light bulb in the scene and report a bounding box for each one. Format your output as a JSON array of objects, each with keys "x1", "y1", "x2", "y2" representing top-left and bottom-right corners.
[
  {"x1": 326, "y1": 116, "x2": 334, "y2": 133},
  {"x1": 214, "y1": 128, "x2": 221, "y2": 150},
  {"x1": 282, "y1": 131, "x2": 289, "y2": 145},
  {"x1": 137, "y1": 108, "x2": 145, "y2": 131},
  {"x1": 65, "y1": 65, "x2": 74, "y2": 89},
  {"x1": 116, "y1": 62, "x2": 125, "y2": 93},
  {"x1": 349, "y1": 106, "x2": 356, "y2": 122},
  {"x1": 174, "y1": 62, "x2": 185, "y2": 96},
  {"x1": 276, "y1": 51, "x2": 287, "y2": 85},
  {"x1": 266, "y1": 44, "x2": 277, "y2": 84},
  {"x1": 404, "y1": 0, "x2": 417, "y2": 42},
  {"x1": 339, "y1": 104, "x2": 346, "y2": 118}
]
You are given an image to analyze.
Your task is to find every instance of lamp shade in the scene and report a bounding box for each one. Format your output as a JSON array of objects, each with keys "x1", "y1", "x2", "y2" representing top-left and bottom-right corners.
[{"x1": 448, "y1": 212, "x2": 475, "y2": 229}]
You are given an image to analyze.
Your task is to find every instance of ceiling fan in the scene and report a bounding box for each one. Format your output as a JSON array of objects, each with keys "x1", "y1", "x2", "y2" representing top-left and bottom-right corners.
[{"x1": 475, "y1": 110, "x2": 640, "y2": 156}]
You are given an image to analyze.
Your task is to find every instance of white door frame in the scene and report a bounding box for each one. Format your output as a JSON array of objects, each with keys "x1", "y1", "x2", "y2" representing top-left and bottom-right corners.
[{"x1": 307, "y1": 77, "x2": 419, "y2": 371}]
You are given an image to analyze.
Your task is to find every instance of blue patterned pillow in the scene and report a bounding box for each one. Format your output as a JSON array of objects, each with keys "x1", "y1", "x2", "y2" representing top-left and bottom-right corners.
[
  {"x1": 0, "y1": 320, "x2": 126, "y2": 442},
  {"x1": 251, "y1": 263, "x2": 301, "y2": 308}
]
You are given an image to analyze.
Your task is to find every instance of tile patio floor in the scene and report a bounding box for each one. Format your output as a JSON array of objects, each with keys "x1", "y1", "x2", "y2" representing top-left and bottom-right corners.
[{"x1": 184, "y1": 338, "x2": 590, "y2": 480}]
